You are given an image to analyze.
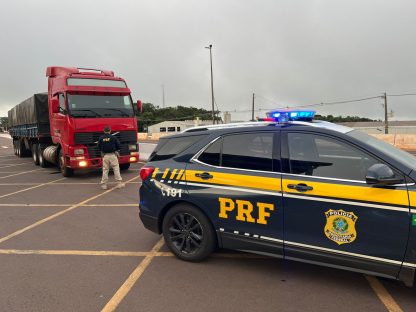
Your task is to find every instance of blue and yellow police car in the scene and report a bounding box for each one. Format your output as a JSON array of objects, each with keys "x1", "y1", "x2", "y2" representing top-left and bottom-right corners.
[{"x1": 139, "y1": 109, "x2": 416, "y2": 286}]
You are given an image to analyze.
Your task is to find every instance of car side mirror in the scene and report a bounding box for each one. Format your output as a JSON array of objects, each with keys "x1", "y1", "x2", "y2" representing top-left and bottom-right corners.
[
  {"x1": 51, "y1": 98, "x2": 59, "y2": 114},
  {"x1": 137, "y1": 100, "x2": 142, "y2": 113},
  {"x1": 366, "y1": 163, "x2": 403, "y2": 185}
]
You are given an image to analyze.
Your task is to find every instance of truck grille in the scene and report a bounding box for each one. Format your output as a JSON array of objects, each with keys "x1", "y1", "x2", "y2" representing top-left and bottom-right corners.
[{"x1": 74, "y1": 131, "x2": 136, "y2": 158}]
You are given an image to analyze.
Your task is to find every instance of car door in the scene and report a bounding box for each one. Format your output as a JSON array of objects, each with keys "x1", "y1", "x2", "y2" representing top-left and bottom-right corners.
[
  {"x1": 281, "y1": 130, "x2": 410, "y2": 278},
  {"x1": 185, "y1": 131, "x2": 284, "y2": 257}
]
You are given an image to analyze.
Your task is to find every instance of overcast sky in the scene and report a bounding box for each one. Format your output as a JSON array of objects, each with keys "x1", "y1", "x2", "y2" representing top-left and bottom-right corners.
[{"x1": 1, "y1": 0, "x2": 416, "y2": 121}]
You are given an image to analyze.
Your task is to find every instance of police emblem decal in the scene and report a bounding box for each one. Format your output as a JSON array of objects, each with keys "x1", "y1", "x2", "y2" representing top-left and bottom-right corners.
[{"x1": 324, "y1": 209, "x2": 358, "y2": 245}]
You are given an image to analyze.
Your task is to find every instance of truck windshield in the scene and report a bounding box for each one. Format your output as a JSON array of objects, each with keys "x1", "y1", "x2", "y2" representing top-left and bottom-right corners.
[
  {"x1": 347, "y1": 130, "x2": 416, "y2": 169},
  {"x1": 67, "y1": 94, "x2": 134, "y2": 118}
]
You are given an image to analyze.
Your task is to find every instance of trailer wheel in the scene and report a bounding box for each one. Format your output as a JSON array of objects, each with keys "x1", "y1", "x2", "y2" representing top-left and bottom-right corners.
[
  {"x1": 13, "y1": 140, "x2": 18, "y2": 155},
  {"x1": 38, "y1": 147, "x2": 48, "y2": 168},
  {"x1": 32, "y1": 144, "x2": 40, "y2": 165},
  {"x1": 59, "y1": 149, "x2": 74, "y2": 177},
  {"x1": 119, "y1": 163, "x2": 130, "y2": 171},
  {"x1": 17, "y1": 140, "x2": 24, "y2": 157}
]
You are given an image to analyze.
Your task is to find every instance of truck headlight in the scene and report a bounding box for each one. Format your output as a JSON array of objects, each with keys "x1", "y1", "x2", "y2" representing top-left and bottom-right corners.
[
  {"x1": 74, "y1": 148, "x2": 85, "y2": 155},
  {"x1": 128, "y1": 144, "x2": 137, "y2": 151}
]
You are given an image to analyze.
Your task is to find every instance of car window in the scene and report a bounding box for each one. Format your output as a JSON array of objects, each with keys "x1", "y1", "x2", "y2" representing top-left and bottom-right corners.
[
  {"x1": 288, "y1": 132, "x2": 379, "y2": 181},
  {"x1": 198, "y1": 138, "x2": 222, "y2": 166},
  {"x1": 221, "y1": 133, "x2": 273, "y2": 171},
  {"x1": 149, "y1": 134, "x2": 207, "y2": 161}
]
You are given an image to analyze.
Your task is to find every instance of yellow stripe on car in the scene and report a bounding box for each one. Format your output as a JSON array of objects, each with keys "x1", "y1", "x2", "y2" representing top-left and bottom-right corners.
[{"x1": 282, "y1": 178, "x2": 409, "y2": 207}]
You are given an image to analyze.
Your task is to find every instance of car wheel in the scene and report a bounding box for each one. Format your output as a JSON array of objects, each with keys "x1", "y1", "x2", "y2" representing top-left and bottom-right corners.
[
  {"x1": 119, "y1": 163, "x2": 130, "y2": 171},
  {"x1": 162, "y1": 203, "x2": 216, "y2": 262},
  {"x1": 32, "y1": 144, "x2": 39, "y2": 165},
  {"x1": 58, "y1": 149, "x2": 74, "y2": 177}
]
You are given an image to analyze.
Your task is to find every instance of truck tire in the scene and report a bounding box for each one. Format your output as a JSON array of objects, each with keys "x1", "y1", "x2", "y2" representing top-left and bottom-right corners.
[
  {"x1": 38, "y1": 147, "x2": 48, "y2": 168},
  {"x1": 119, "y1": 163, "x2": 130, "y2": 171},
  {"x1": 58, "y1": 149, "x2": 74, "y2": 177},
  {"x1": 13, "y1": 140, "x2": 18, "y2": 155},
  {"x1": 32, "y1": 144, "x2": 40, "y2": 165},
  {"x1": 162, "y1": 203, "x2": 216, "y2": 262},
  {"x1": 18, "y1": 140, "x2": 26, "y2": 158}
]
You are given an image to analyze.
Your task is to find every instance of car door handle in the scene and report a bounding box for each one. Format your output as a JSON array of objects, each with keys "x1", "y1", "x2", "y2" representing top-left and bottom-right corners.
[
  {"x1": 287, "y1": 183, "x2": 313, "y2": 192},
  {"x1": 195, "y1": 172, "x2": 213, "y2": 180}
]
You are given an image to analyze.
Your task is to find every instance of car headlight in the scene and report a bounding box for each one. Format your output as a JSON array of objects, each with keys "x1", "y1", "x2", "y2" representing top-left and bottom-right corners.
[
  {"x1": 129, "y1": 144, "x2": 137, "y2": 151},
  {"x1": 74, "y1": 148, "x2": 85, "y2": 155}
]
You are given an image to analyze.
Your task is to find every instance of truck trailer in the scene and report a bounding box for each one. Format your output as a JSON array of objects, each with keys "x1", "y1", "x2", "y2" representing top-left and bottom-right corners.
[{"x1": 8, "y1": 67, "x2": 141, "y2": 177}]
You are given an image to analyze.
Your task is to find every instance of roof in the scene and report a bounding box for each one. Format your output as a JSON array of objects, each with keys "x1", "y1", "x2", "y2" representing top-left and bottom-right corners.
[{"x1": 182, "y1": 120, "x2": 354, "y2": 134}]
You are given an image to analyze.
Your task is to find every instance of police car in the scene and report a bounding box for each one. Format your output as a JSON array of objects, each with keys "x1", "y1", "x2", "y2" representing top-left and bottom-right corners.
[{"x1": 139, "y1": 110, "x2": 416, "y2": 286}]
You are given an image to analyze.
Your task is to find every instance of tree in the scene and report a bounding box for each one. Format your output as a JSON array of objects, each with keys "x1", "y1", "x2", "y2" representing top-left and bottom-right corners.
[
  {"x1": 137, "y1": 103, "x2": 219, "y2": 132},
  {"x1": 314, "y1": 114, "x2": 375, "y2": 122},
  {"x1": 0, "y1": 117, "x2": 8, "y2": 129}
]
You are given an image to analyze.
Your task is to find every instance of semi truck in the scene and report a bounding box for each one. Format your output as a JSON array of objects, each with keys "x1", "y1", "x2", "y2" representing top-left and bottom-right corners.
[{"x1": 8, "y1": 66, "x2": 141, "y2": 177}]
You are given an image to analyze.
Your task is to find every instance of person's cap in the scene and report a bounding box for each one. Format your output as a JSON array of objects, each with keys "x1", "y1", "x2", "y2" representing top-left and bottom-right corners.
[{"x1": 104, "y1": 126, "x2": 111, "y2": 133}]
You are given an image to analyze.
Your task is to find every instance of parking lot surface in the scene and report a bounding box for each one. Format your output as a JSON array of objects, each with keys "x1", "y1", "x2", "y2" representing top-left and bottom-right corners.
[{"x1": 0, "y1": 134, "x2": 415, "y2": 312}]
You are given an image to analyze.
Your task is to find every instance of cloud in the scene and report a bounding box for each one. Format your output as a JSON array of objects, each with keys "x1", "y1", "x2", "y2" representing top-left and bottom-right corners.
[{"x1": 1, "y1": 0, "x2": 416, "y2": 120}]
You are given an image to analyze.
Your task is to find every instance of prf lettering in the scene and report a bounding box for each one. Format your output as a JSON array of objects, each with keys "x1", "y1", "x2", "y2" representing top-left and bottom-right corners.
[{"x1": 218, "y1": 197, "x2": 275, "y2": 225}]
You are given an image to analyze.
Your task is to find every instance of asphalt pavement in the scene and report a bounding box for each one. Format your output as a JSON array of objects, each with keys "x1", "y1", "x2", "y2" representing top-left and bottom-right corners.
[{"x1": 0, "y1": 134, "x2": 415, "y2": 312}]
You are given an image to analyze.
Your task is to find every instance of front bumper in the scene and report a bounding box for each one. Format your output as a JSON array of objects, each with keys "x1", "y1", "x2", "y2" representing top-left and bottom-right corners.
[{"x1": 67, "y1": 154, "x2": 139, "y2": 169}]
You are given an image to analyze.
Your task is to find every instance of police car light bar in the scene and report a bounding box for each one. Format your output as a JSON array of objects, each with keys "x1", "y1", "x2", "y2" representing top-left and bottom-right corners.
[{"x1": 261, "y1": 109, "x2": 316, "y2": 122}]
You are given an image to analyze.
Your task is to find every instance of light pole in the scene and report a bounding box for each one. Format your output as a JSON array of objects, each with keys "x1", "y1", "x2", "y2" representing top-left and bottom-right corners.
[{"x1": 205, "y1": 44, "x2": 215, "y2": 124}]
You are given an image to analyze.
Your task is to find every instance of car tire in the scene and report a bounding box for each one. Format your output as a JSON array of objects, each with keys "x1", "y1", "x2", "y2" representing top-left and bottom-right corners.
[
  {"x1": 58, "y1": 149, "x2": 74, "y2": 177},
  {"x1": 32, "y1": 144, "x2": 39, "y2": 165},
  {"x1": 162, "y1": 203, "x2": 216, "y2": 262},
  {"x1": 119, "y1": 163, "x2": 130, "y2": 171}
]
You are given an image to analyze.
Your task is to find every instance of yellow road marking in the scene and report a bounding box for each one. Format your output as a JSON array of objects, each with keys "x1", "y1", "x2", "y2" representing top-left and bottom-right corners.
[
  {"x1": 0, "y1": 249, "x2": 160, "y2": 257},
  {"x1": 0, "y1": 248, "x2": 267, "y2": 259},
  {"x1": 0, "y1": 182, "x2": 141, "y2": 186},
  {"x1": 0, "y1": 163, "x2": 32, "y2": 169},
  {"x1": 365, "y1": 275, "x2": 403, "y2": 312},
  {"x1": 0, "y1": 177, "x2": 66, "y2": 199},
  {"x1": 0, "y1": 203, "x2": 137, "y2": 207},
  {"x1": 0, "y1": 168, "x2": 42, "y2": 179},
  {"x1": 0, "y1": 176, "x2": 139, "y2": 245},
  {"x1": 101, "y1": 237, "x2": 165, "y2": 312}
]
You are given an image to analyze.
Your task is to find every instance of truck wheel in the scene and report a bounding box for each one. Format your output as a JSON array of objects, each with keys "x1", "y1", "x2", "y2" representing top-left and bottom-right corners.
[
  {"x1": 32, "y1": 144, "x2": 40, "y2": 165},
  {"x1": 119, "y1": 163, "x2": 130, "y2": 171},
  {"x1": 162, "y1": 203, "x2": 216, "y2": 262},
  {"x1": 18, "y1": 140, "x2": 25, "y2": 157},
  {"x1": 13, "y1": 140, "x2": 18, "y2": 155},
  {"x1": 38, "y1": 147, "x2": 48, "y2": 168},
  {"x1": 58, "y1": 149, "x2": 74, "y2": 177}
]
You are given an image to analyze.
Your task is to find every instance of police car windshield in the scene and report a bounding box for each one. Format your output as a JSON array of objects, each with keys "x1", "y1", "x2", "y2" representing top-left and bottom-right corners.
[{"x1": 347, "y1": 130, "x2": 416, "y2": 169}]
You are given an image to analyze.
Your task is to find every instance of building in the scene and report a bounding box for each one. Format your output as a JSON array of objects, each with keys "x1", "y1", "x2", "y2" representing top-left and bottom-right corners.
[
  {"x1": 338, "y1": 121, "x2": 416, "y2": 134},
  {"x1": 147, "y1": 119, "x2": 213, "y2": 134}
]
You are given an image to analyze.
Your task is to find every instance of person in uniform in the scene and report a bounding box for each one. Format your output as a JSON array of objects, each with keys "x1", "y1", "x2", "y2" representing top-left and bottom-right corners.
[{"x1": 98, "y1": 126, "x2": 125, "y2": 190}]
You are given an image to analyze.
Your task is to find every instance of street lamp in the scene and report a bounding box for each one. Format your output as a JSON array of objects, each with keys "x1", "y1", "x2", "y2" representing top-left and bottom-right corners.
[{"x1": 205, "y1": 44, "x2": 215, "y2": 124}]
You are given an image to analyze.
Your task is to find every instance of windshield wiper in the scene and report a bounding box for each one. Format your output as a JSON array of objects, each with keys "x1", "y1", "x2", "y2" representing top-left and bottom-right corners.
[
  {"x1": 70, "y1": 109, "x2": 102, "y2": 117},
  {"x1": 104, "y1": 108, "x2": 131, "y2": 117}
]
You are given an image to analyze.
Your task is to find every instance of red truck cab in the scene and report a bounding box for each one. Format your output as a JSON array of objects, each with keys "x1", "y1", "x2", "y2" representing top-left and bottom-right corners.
[{"x1": 46, "y1": 66, "x2": 140, "y2": 176}]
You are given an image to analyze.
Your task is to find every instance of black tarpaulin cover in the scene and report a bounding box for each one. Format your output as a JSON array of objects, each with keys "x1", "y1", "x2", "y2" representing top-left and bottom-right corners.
[{"x1": 8, "y1": 93, "x2": 49, "y2": 127}]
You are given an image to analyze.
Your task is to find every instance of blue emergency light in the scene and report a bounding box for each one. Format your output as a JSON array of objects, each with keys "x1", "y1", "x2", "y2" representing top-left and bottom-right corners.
[{"x1": 263, "y1": 109, "x2": 315, "y2": 122}]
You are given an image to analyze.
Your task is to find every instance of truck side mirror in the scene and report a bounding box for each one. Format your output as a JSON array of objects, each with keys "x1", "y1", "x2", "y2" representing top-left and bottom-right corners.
[
  {"x1": 51, "y1": 98, "x2": 59, "y2": 113},
  {"x1": 137, "y1": 100, "x2": 142, "y2": 113},
  {"x1": 365, "y1": 163, "x2": 403, "y2": 185}
]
